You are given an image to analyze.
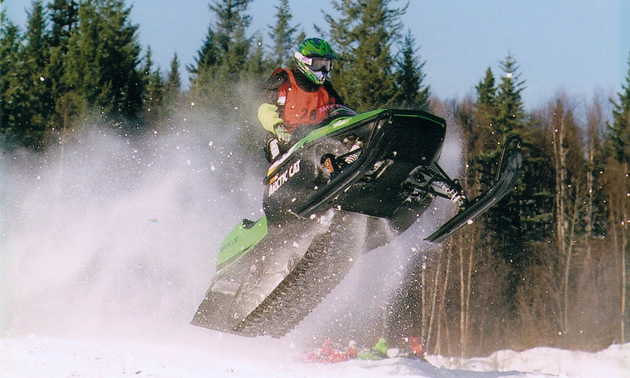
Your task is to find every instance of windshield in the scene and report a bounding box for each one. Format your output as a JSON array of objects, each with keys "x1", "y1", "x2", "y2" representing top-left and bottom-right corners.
[{"x1": 327, "y1": 104, "x2": 357, "y2": 120}]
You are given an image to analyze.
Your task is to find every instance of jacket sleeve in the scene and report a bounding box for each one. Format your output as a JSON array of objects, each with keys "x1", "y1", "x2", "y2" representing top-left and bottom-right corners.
[
  {"x1": 258, "y1": 103, "x2": 283, "y2": 133},
  {"x1": 257, "y1": 69, "x2": 288, "y2": 133}
]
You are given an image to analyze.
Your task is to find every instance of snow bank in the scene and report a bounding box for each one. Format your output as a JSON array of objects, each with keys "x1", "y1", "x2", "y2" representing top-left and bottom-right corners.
[{"x1": 427, "y1": 342, "x2": 630, "y2": 377}]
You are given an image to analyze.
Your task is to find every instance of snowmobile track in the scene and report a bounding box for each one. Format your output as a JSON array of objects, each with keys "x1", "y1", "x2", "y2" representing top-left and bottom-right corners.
[{"x1": 235, "y1": 214, "x2": 364, "y2": 337}]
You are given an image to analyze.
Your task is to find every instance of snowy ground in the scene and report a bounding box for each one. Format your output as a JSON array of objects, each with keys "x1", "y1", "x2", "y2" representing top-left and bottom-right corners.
[
  {"x1": 1, "y1": 334, "x2": 628, "y2": 377},
  {"x1": 1, "y1": 122, "x2": 628, "y2": 377}
]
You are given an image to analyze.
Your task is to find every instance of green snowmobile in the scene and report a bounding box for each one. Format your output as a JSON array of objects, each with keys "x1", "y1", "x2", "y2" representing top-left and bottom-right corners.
[{"x1": 192, "y1": 106, "x2": 522, "y2": 337}]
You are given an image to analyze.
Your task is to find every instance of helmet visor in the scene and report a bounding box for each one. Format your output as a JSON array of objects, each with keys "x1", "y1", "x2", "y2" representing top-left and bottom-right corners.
[{"x1": 310, "y1": 57, "x2": 333, "y2": 72}]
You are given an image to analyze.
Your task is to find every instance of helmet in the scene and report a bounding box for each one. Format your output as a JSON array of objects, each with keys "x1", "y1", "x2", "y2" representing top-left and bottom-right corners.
[{"x1": 294, "y1": 38, "x2": 338, "y2": 85}]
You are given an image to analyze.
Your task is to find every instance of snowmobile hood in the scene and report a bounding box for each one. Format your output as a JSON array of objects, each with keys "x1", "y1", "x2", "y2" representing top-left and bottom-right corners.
[{"x1": 263, "y1": 108, "x2": 447, "y2": 221}]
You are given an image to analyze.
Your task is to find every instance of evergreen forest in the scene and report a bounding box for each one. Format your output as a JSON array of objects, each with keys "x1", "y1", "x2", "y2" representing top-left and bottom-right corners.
[{"x1": 2, "y1": 0, "x2": 629, "y2": 357}]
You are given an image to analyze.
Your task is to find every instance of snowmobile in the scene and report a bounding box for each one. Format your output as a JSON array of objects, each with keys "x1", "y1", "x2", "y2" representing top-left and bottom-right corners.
[{"x1": 191, "y1": 105, "x2": 522, "y2": 338}]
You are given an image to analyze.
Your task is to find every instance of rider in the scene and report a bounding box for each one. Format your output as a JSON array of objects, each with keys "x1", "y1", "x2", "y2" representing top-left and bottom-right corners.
[{"x1": 258, "y1": 37, "x2": 344, "y2": 162}]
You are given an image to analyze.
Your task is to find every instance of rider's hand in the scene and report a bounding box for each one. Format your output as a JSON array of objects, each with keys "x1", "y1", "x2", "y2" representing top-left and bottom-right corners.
[{"x1": 274, "y1": 124, "x2": 292, "y2": 143}]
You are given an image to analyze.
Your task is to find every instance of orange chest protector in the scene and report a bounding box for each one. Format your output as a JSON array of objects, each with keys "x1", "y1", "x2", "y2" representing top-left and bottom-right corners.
[{"x1": 277, "y1": 70, "x2": 336, "y2": 131}]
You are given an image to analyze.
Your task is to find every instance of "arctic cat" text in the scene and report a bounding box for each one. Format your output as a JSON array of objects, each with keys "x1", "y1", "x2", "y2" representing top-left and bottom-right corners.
[{"x1": 268, "y1": 160, "x2": 301, "y2": 196}]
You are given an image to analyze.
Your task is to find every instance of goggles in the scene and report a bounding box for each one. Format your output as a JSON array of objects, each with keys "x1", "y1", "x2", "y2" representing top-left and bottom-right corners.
[
  {"x1": 310, "y1": 56, "x2": 333, "y2": 72},
  {"x1": 295, "y1": 52, "x2": 333, "y2": 72}
]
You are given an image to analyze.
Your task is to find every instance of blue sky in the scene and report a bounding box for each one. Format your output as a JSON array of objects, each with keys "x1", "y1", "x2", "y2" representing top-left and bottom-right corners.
[{"x1": 4, "y1": 0, "x2": 630, "y2": 110}]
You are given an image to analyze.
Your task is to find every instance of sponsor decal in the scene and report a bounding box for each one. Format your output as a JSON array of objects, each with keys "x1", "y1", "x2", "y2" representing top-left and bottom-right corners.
[
  {"x1": 268, "y1": 159, "x2": 301, "y2": 196},
  {"x1": 220, "y1": 236, "x2": 238, "y2": 252}
]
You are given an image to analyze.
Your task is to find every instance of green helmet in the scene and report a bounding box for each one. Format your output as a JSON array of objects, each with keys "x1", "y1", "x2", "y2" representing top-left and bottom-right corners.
[{"x1": 294, "y1": 38, "x2": 339, "y2": 85}]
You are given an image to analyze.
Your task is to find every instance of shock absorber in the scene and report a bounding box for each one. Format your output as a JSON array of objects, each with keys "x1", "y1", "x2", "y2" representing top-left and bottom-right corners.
[
  {"x1": 436, "y1": 180, "x2": 467, "y2": 208},
  {"x1": 426, "y1": 163, "x2": 468, "y2": 208}
]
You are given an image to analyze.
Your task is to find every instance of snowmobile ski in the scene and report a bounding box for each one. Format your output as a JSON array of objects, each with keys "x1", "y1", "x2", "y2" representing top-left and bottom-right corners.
[{"x1": 425, "y1": 135, "x2": 523, "y2": 242}]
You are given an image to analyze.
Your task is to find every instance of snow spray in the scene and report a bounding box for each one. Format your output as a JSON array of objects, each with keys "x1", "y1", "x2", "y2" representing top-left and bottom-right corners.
[
  {"x1": 286, "y1": 109, "x2": 465, "y2": 348},
  {"x1": 0, "y1": 108, "x2": 268, "y2": 345},
  {"x1": 0, "y1": 102, "x2": 464, "y2": 361}
]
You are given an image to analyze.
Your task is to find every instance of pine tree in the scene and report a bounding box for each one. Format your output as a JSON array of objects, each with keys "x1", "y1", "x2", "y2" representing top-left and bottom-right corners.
[
  {"x1": 3, "y1": 1, "x2": 53, "y2": 150},
  {"x1": 472, "y1": 67, "x2": 497, "y2": 154},
  {"x1": 323, "y1": 0, "x2": 353, "y2": 57},
  {"x1": 64, "y1": 0, "x2": 144, "y2": 128},
  {"x1": 163, "y1": 53, "x2": 182, "y2": 118},
  {"x1": 210, "y1": 0, "x2": 252, "y2": 77},
  {"x1": 242, "y1": 35, "x2": 267, "y2": 81},
  {"x1": 195, "y1": 27, "x2": 217, "y2": 69},
  {"x1": 166, "y1": 54, "x2": 182, "y2": 92},
  {"x1": 190, "y1": 0, "x2": 253, "y2": 77},
  {"x1": 0, "y1": 13, "x2": 24, "y2": 148},
  {"x1": 23, "y1": 1, "x2": 48, "y2": 70},
  {"x1": 605, "y1": 52, "x2": 630, "y2": 344},
  {"x1": 23, "y1": 0, "x2": 54, "y2": 149},
  {"x1": 188, "y1": 0, "x2": 253, "y2": 110},
  {"x1": 188, "y1": 0, "x2": 258, "y2": 135},
  {"x1": 608, "y1": 52, "x2": 630, "y2": 163},
  {"x1": 492, "y1": 53, "x2": 527, "y2": 136},
  {"x1": 96, "y1": 0, "x2": 143, "y2": 123},
  {"x1": 325, "y1": 0, "x2": 406, "y2": 112},
  {"x1": 188, "y1": 26, "x2": 218, "y2": 89},
  {"x1": 141, "y1": 47, "x2": 164, "y2": 125},
  {"x1": 48, "y1": 0, "x2": 78, "y2": 48},
  {"x1": 295, "y1": 30, "x2": 306, "y2": 49},
  {"x1": 267, "y1": 0, "x2": 299, "y2": 67},
  {"x1": 475, "y1": 54, "x2": 531, "y2": 295},
  {"x1": 475, "y1": 67, "x2": 496, "y2": 108},
  {"x1": 46, "y1": 0, "x2": 79, "y2": 141},
  {"x1": 393, "y1": 30, "x2": 430, "y2": 111}
]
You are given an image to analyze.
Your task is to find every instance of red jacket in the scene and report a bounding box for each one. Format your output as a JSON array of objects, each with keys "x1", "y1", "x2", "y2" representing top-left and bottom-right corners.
[
  {"x1": 259, "y1": 68, "x2": 343, "y2": 133},
  {"x1": 278, "y1": 69, "x2": 336, "y2": 131}
]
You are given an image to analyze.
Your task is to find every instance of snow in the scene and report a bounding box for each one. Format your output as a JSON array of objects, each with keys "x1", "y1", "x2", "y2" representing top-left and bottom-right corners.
[
  {"x1": 429, "y1": 345, "x2": 630, "y2": 377},
  {"x1": 1, "y1": 122, "x2": 628, "y2": 377},
  {"x1": 1, "y1": 335, "x2": 628, "y2": 377}
]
